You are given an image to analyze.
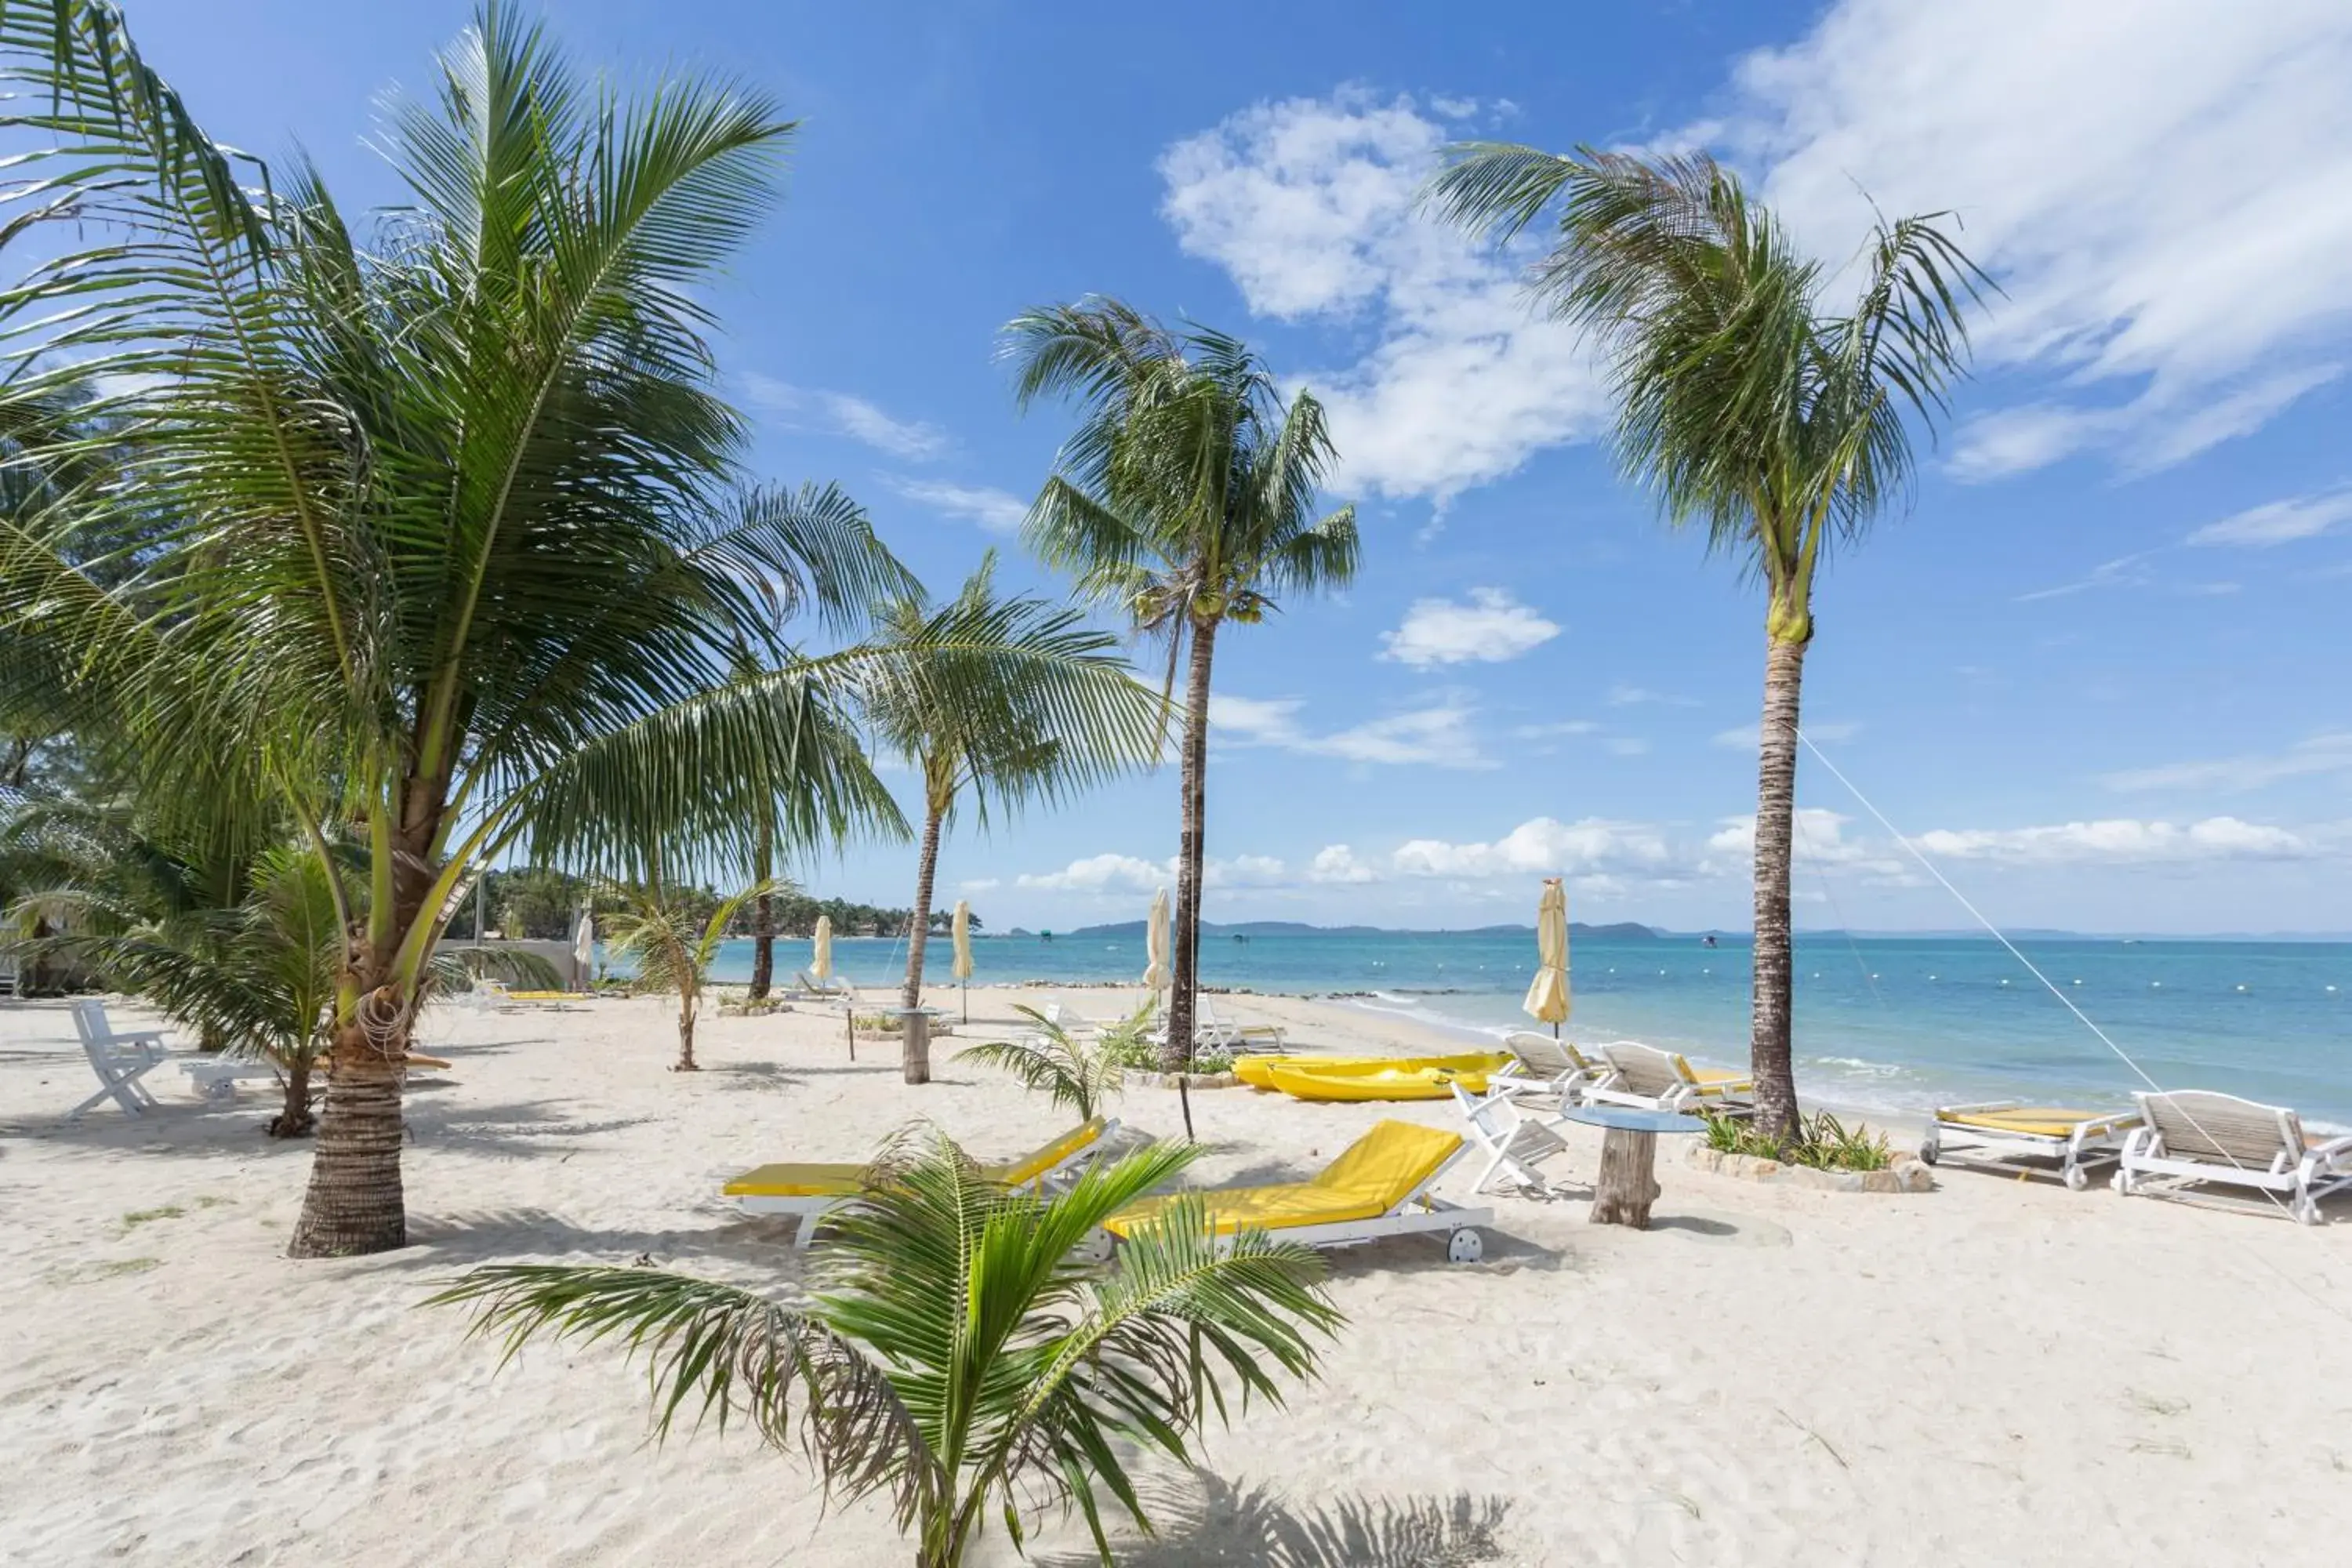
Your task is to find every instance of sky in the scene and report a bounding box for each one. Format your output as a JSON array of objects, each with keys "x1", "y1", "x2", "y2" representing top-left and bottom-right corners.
[{"x1": 129, "y1": 0, "x2": 2352, "y2": 935}]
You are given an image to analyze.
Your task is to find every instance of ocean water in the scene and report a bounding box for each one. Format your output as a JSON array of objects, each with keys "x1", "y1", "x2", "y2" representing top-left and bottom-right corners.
[{"x1": 689, "y1": 930, "x2": 2352, "y2": 1126}]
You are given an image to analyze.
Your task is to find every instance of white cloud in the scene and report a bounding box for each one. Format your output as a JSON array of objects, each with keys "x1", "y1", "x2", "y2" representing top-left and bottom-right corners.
[
  {"x1": 2013, "y1": 552, "x2": 2158, "y2": 603},
  {"x1": 1213, "y1": 855, "x2": 1290, "y2": 888},
  {"x1": 1392, "y1": 816, "x2": 1677, "y2": 880},
  {"x1": 1711, "y1": 720, "x2": 1863, "y2": 749},
  {"x1": 1719, "y1": 0, "x2": 2352, "y2": 477},
  {"x1": 1512, "y1": 720, "x2": 1599, "y2": 739},
  {"x1": 1706, "y1": 808, "x2": 1913, "y2": 880},
  {"x1": 1014, "y1": 853, "x2": 1167, "y2": 895},
  {"x1": 1158, "y1": 90, "x2": 1608, "y2": 503},
  {"x1": 957, "y1": 877, "x2": 1000, "y2": 892},
  {"x1": 1914, "y1": 817, "x2": 2328, "y2": 866},
  {"x1": 2187, "y1": 488, "x2": 2352, "y2": 547},
  {"x1": 1607, "y1": 684, "x2": 1698, "y2": 708},
  {"x1": 1209, "y1": 693, "x2": 1494, "y2": 768},
  {"x1": 1377, "y1": 588, "x2": 1561, "y2": 667},
  {"x1": 1307, "y1": 844, "x2": 1380, "y2": 884},
  {"x1": 884, "y1": 477, "x2": 1029, "y2": 534},
  {"x1": 2100, "y1": 732, "x2": 2352, "y2": 794},
  {"x1": 741, "y1": 372, "x2": 952, "y2": 460}
]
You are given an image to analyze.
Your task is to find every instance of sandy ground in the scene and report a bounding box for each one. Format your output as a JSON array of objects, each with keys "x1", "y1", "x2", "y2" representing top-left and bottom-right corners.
[{"x1": 4, "y1": 985, "x2": 2351, "y2": 1567}]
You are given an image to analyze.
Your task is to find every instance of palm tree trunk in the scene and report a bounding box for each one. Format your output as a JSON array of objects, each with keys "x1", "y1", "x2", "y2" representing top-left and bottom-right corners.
[
  {"x1": 1165, "y1": 618, "x2": 1218, "y2": 1073},
  {"x1": 747, "y1": 816, "x2": 775, "y2": 1003},
  {"x1": 269, "y1": 1054, "x2": 315, "y2": 1139},
  {"x1": 901, "y1": 802, "x2": 944, "y2": 1085},
  {"x1": 1749, "y1": 630, "x2": 1809, "y2": 1140},
  {"x1": 287, "y1": 1004, "x2": 408, "y2": 1256},
  {"x1": 674, "y1": 987, "x2": 698, "y2": 1072}
]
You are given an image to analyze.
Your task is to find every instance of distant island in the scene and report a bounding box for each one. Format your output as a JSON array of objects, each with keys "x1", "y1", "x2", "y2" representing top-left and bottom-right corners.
[{"x1": 1036, "y1": 918, "x2": 1664, "y2": 942}]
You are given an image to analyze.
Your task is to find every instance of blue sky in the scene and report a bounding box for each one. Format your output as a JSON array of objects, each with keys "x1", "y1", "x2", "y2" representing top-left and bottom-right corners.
[{"x1": 139, "y1": 1, "x2": 2352, "y2": 935}]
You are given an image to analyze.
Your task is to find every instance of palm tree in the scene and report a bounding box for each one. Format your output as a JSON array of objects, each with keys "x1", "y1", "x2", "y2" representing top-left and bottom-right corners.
[
  {"x1": 434, "y1": 1130, "x2": 1341, "y2": 1568},
  {"x1": 954, "y1": 1004, "x2": 1125, "y2": 1121},
  {"x1": 597, "y1": 877, "x2": 767, "y2": 1072},
  {"x1": 0, "y1": 4, "x2": 920, "y2": 1254},
  {"x1": 1003, "y1": 300, "x2": 1359, "y2": 1070},
  {"x1": 862, "y1": 551, "x2": 1165, "y2": 1083},
  {"x1": 1425, "y1": 147, "x2": 1987, "y2": 1137}
]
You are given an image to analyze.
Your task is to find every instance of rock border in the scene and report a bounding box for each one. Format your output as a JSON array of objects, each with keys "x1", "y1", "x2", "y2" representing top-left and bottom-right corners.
[
  {"x1": 1139, "y1": 1071, "x2": 1241, "y2": 1091},
  {"x1": 1684, "y1": 1142, "x2": 1934, "y2": 1193}
]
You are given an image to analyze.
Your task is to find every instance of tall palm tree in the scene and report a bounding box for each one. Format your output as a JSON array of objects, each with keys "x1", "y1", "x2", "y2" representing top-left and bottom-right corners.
[
  {"x1": 0, "y1": 4, "x2": 922, "y2": 1254},
  {"x1": 1425, "y1": 147, "x2": 1987, "y2": 1136},
  {"x1": 598, "y1": 877, "x2": 767, "y2": 1072},
  {"x1": 434, "y1": 1129, "x2": 1341, "y2": 1568},
  {"x1": 1003, "y1": 300, "x2": 1358, "y2": 1070},
  {"x1": 862, "y1": 550, "x2": 1165, "y2": 1083}
]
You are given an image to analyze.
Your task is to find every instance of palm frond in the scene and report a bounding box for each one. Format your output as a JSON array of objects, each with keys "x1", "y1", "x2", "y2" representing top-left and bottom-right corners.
[{"x1": 428, "y1": 1264, "x2": 935, "y2": 1526}]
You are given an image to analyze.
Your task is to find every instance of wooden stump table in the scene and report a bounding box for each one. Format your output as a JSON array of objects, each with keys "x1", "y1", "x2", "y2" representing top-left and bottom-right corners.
[{"x1": 1555, "y1": 1104, "x2": 1706, "y2": 1230}]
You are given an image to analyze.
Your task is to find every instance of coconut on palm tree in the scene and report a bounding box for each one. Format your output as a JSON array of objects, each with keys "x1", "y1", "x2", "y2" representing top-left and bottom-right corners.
[
  {"x1": 434, "y1": 1130, "x2": 1341, "y2": 1568},
  {"x1": 860, "y1": 551, "x2": 1165, "y2": 1083},
  {"x1": 0, "y1": 4, "x2": 927, "y2": 1254},
  {"x1": 1002, "y1": 300, "x2": 1358, "y2": 1070},
  {"x1": 1425, "y1": 147, "x2": 1987, "y2": 1136}
]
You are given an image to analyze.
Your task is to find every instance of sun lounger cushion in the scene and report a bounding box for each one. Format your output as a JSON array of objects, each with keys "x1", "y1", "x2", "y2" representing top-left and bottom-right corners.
[
  {"x1": 1103, "y1": 1120, "x2": 1464, "y2": 1240},
  {"x1": 1686, "y1": 1065, "x2": 1751, "y2": 1088},
  {"x1": 1936, "y1": 1106, "x2": 2115, "y2": 1139},
  {"x1": 992, "y1": 1117, "x2": 1109, "y2": 1186},
  {"x1": 724, "y1": 1118, "x2": 1110, "y2": 1200}
]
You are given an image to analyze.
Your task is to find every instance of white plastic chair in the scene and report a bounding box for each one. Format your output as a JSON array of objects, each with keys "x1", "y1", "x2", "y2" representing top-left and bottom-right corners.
[{"x1": 68, "y1": 999, "x2": 169, "y2": 1119}]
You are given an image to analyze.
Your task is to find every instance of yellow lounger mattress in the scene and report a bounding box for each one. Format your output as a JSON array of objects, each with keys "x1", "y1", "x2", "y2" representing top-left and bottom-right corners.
[
  {"x1": 1103, "y1": 1120, "x2": 1461, "y2": 1240},
  {"x1": 726, "y1": 1117, "x2": 1108, "y2": 1200},
  {"x1": 1934, "y1": 1107, "x2": 2122, "y2": 1139}
]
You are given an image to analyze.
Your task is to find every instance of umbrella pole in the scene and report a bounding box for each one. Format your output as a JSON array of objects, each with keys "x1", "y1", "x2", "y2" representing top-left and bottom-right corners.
[
  {"x1": 845, "y1": 1004, "x2": 855, "y2": 1062},
  {"x1": 1177, "y1": 1073, "x2": 1195, "y2": 1143}
]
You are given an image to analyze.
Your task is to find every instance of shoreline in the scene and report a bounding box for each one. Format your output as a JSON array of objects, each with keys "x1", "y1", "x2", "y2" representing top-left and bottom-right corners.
[{"x1": 5, "y1": 987, "x2": 2347, "y2": 1563}]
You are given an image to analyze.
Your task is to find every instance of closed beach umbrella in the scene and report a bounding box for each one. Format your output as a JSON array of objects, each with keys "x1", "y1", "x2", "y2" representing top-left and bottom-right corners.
[
  {"x1": 951, "y1": 899, "x2": 973, "y2": 1023},
  {"x1": 1143, "y1": 887, "x2": 1171, "y2": 995},
  {"x1": 1523, "y1": 877, "x2": 1571, "y2": 1036},
  {"x1": 812, "y1": 914, "x2": 834, "y2": 982},
  {"x1": 571, "y1": 908, "x2": 595, "y2": 992}
]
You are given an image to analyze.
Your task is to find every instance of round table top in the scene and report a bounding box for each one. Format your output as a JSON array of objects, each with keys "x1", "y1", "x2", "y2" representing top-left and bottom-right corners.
[{"x1": 1556, "y1": 1104, "x2": 1708, "y2": 1134}]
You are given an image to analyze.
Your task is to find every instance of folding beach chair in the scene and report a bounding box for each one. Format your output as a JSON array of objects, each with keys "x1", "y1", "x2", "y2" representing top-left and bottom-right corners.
[
  {"x1": 67, "y1": 999, "x2": 169, "y2": 1119},
  {"x1": 726, "y1": 1117, "x2": 1124, "y2": 1247},
  {"x1": 2114, "y1": 1090, "x2": 2352, "y2": 1225},
  {"x1": 1102, "y1": 1120, "x2": 1494, "y2": 1263},
  {"x1": 1450, "y1": 1080, "x2": 1571, "y2": 1195}
]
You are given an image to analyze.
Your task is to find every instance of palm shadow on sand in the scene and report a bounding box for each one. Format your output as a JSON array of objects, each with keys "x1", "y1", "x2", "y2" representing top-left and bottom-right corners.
[{"x1": 1029, "y1": 1472, "x2": 1510, "y2": 1567}]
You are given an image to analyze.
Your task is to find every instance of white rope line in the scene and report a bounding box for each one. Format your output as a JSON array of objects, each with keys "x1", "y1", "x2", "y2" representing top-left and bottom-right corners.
[{"x1": 1794, "y1": 730, "x2": 2330, "y2": 1231}]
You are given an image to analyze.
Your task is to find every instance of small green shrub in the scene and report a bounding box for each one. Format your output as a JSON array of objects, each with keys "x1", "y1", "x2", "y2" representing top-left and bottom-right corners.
[{"x1": 1701, "y1": 1109, "x2": 1893, "y2": 1171}]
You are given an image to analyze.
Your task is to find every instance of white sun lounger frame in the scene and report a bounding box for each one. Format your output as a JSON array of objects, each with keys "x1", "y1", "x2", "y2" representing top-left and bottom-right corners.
[
  {"x1": 1133, "y1": 1141, "x2": 1495, "y2": 1264},
  {"x1": 1918, "y1": 1102, "x2": 2138, "y2": 1191},
  {"x1": 2113, "y1": 1090, "x2": 2352, "y2": 1225}
]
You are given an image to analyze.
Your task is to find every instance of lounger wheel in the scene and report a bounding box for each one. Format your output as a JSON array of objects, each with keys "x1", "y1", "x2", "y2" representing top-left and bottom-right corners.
[
  {"x1": 2293, "y1": 1197, "x2": 2321, "y2": 1227},
  {"x1": 1917, "y1": 1140, "x2": 1938, "y2": 1167},
  {"x1": 1072, "y1": 1229, "x2": 1116, "y2": 1265},
  {"x1": 2063, "y1": 1164, "x2": 2088, "y2": 1192},
  {"x1": 1445, "y1": 1227, "x2": 1483, "y2": 1265}
]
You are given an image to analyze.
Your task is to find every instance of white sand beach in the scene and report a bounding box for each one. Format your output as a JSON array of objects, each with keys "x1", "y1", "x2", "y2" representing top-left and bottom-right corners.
[{"x1": 5, "y1": 989, "x2": 2350, "y2": 1566}]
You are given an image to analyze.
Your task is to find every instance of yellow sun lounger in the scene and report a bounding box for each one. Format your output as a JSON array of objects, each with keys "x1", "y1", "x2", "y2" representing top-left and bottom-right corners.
[
  {"x1": 1102, "y1": 1119, "x2": 1491, "y2": 1264},
  {"x1": 725, "y1": 1118, "x2": 1120, "y2": 1247},
  {"x1": 1921, "y1": 1102, "x2": 2140, "y2": 1190}
]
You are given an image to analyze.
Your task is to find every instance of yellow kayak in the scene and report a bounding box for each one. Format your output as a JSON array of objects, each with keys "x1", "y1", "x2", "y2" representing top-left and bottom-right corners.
[
  {"x1": 1234, "y1": 1050, "x2": 1505, "y2": 1092},
  {"x1": 1260, "y1": 1052, "x2": 1510, "y2": 1103}
]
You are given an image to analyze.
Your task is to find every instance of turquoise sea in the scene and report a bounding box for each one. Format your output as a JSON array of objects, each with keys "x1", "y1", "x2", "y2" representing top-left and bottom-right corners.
[{"x1": 692, "y1": 930, "x2": 2352, "y2": 1127}]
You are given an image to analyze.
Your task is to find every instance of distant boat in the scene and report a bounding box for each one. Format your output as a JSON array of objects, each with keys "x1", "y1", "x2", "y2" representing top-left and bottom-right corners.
[{"x1": 1700, "y1": 935, "x2": 1719, "y2": 949}]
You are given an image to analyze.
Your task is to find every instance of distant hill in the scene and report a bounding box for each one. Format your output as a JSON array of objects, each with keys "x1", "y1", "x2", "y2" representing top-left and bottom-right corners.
[{"x1": 1052, "y1": 918, "x2": 1663, "y2": 941}]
